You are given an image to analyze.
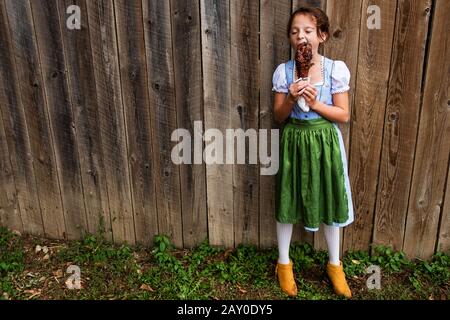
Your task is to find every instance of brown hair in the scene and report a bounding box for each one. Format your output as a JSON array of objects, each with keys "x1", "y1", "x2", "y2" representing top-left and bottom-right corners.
[{"x1": 287, "y1": 7, "x2": 330, "y2": 44}]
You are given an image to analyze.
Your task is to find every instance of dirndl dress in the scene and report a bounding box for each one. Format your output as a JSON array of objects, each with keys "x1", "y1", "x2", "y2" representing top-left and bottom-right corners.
[{"x1": 272, "y1": 56, "x2": 355, "y2": 232}]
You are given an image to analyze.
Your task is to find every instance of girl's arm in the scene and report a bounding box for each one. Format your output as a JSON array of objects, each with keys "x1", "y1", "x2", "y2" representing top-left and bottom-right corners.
[
  {"x1": 273, "y1": 92, "x2": 296, "y2": 123},
  {"x1": 302, "y1": 84, "x2": 350, "y2": 123},
  {"x1": 273, "y1": 81, "x2": 310, "y2": 123}
]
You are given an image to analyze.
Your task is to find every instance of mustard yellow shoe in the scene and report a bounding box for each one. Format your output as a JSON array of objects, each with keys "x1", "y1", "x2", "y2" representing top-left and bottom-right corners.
[
  {"x1": 275, "y1": 260, "x2": 298, "y2": 297},
  {"x1": 326, "y1": 261, "x2": 352, "y2": 298}
]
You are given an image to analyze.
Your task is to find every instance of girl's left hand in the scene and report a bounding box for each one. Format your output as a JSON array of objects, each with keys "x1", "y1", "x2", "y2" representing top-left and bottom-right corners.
[{"x1": 301, "y1": 84, "x2": 318, "y2": 109}]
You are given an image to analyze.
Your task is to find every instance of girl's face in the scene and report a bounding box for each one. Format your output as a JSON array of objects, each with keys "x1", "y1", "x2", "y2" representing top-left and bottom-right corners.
[{"x1": 289, "y1": 14, "x2": 326, "y2": 55}]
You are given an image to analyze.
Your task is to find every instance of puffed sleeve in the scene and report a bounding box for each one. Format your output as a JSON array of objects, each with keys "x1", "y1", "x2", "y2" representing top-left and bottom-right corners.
[
  {"x1": 272, "y1": 63, "x2": 288, "y2": 93},
  {"x1": 331, "y1": 61, "x2": 351, "y2": 94}
]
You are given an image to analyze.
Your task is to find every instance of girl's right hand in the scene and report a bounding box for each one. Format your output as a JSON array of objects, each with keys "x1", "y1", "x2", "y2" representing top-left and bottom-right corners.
[{"x1": 288, "y1": 80, "x2": 309, "y2": 102}]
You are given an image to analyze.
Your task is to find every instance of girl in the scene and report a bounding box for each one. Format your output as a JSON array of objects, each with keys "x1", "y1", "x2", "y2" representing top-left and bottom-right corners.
[{"x1": 272, "y1": 7, "x2": 354, "y2": 298}]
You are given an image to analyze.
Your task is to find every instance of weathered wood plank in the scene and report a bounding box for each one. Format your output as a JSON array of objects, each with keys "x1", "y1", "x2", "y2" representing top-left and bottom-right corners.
[
  {"x1": 259, "y1": 0, "x2": 291, "y2": 248},
  {"x1": 292, "y1": 0, "x2": 327, "y2": 15},
  {"x1": 0, "y1": 0, "x2": 43, "y2": 236},
  {"x1": 325, "y1": 0, "x2": 361, "y2": 150},
  {"x1": 86, "y1": 0, "x2": 134, "y2": 242},
  {"x1": 231, "y1": 0, "x2": 260, "y2": 246},
  {"x1": 343, "y1": 0, "x2": 397, "y2": 252},
  {"x1": 200, "y1": 0, "x2": 234, "y2": 247},
  {"x1": 5, "y1": 0, "x2": 69, "y2": 239},
  {"x1": 170, "y1": 0, "x2": 208, "y2": 248},
  {"x1": 30, "y1": 0, "x2": 88, "y2": 240},
  {"x1": 114, "y1": 0, "x2": 156, "y2": 245},
  {"x1": 372, "y1": 0, "x2": 432, "y2": 252},
  {"x1": 142, "y1": 0, "x2": 183, "y2": 248},
  {"x1": 437, "y1": 166, "x2": 450, "y2": 254},
  {"x1": 57, "y1": 0, "x2": 112, "y2": 240},
  {"x1": 0, "y1": 99, "x2": 22, "y2": 232},
  {"x1": 403, "y1": 0, "x2": 450, "y2": 259}
]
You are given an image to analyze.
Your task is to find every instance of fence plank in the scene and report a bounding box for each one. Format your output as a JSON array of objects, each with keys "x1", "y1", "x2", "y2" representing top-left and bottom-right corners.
[
  {"x1": 170, "y1": 0, "x2": 208, "y2": 248},
  {"x1": 437, "y1": 166, "x2": 450, "y2": 253},
  {"x1": 0, "y1": 0, "x2": 21, "y2": 233},
  {"x1": 0, "y1": 100, "x2": 22, "y2": 232},
  {"x1": 259, "y1": 0, "x2": 291, "y2": 248},
  {"x1": 4, "y1": 0, "x2": 67, "y2": 238},
  {"x1": 31, "y1": 0, "x2": 90, "y2": 240},
  {"x1": 230, "y1": 0, "x2": 260, "y2": 246},
  {"x1": 200, "y1": 0, "x2": 234, "y2": 247},
  {"x1": 86, "y1": 0, "x2": 134, "y2": 242},
  {"x1": 343, "y1": 0, "x2": 397, "y2": 252},
  {"x1": 114, "y1": 0, "x2": 158, "y2": 245},
  {"x1": 0, "y1": 0, "x2": 44, "y2": 236},
  {"x1": 324, "y1": 0, "x2": 360, "y2": 151},
  {"x1": 403, "y1": 0, "x2": 450, "y2": 259},
  {"x1": 372, "y1": 0, "x2": 432, "y2": 252},
  {"x1": 142, "y1": 0, "x2": 183, "y2": 248},
  {"x1": 56, "y1": 0, "x2": 112, "y2": 239},
  {"x1": 292, "y1": 0, "x2": 327, "y2": 13}
]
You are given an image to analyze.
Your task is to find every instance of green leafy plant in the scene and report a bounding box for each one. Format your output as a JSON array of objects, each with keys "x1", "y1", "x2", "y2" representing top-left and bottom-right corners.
[
  {"x1": 370, "y1": 245, "x2": 411, "y2": 273},
  {"x1": 343, "y1": 250, "x2": 371, "y2": 277}
]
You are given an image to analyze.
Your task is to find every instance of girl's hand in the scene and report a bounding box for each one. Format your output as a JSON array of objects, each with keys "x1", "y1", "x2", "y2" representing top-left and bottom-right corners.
[
  {"x1": 301, "y1": 84, "x2": 318, "y2": 108},
  {"x1": 287, "y1": 80, "x2": 309, "y2": 102}
]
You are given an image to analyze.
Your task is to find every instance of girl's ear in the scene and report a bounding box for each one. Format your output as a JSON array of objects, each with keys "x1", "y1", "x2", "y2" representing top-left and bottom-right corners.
[{"x1": 319, "y1": 31, "x2": 328, "y2": 43}]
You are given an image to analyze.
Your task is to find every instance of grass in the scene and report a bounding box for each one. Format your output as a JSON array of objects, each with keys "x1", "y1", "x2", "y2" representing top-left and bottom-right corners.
[{"x1": 0, "y1": 227, "x2": 448, "y2": 300}]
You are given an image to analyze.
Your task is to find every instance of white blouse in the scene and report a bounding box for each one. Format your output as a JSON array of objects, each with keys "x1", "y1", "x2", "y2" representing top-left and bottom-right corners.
[{"x1": 272, "y1": 59, "x2": 351, "y2": 95}]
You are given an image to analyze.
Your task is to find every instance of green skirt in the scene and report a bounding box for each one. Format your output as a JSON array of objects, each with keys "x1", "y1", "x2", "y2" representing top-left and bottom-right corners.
[{"x1": 275, "y1": 117, "x2": 350, "y2": 230}]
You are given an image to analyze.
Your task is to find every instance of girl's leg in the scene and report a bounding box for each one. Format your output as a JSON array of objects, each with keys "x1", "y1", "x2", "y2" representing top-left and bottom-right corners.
[
  {"x1": 276, "y1": 222, "x2": 293, "y2": 264},
  {"x1": 275, "y1": 222, "x2": 297, "y2": 296},
  {"x1": 323, "y1": 223, "x2": 340, "y2": 265},
  {"x1": 323, "y1": 223, "x2": 352, "y2": 298}
]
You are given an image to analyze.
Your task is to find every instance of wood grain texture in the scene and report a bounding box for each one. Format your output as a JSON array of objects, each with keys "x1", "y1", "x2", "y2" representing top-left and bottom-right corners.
[
  {"x1": 142, "y1": 0, "x2": 183, "y2": 248},
  {"x1": 114, "y1": 0, "x2": 157, "y2": 245},
  {"x1": 86, "y1": 0, "x2": 133, "y2": 242},
  {"x1": 57, "y1": 0, "x2": 110, "y2": 240},
  {"x1": 259, "y1": 0, "x2": 291, "y2": 248},
  {"x1": 292, "y1": 0, "x2": 327, "y2": 14},
  {"x1": 0, "y1": 96, "x2": 22, "y2": 232},
  {"x1": 4, "y1": 0, "x2": 66, "y2": 238},
  {"x1": 343, "y1": 0, "x2": 397, "y2": 252},
  {"x1": 201, "y1": 0, "x2": 234, "y2": 247},
  {"x1": 170, "y1": 0, "x2": 208, "y2": 248},
  {"x1": 403, "y1": 0, "x2": 450, "y2": 259},
  {"x1": 57, "y1": 0, "x2": 112, "y2": 240},
  {"x1": 325, "y1": 0, "x2": 362, "y2": 154},
  {"x1": 437, "y1": 165, "x2": 450, "y2": 254},
  {"x1": 30, "y1": 0, "x2": 89, "y2": 240},
  {"x1": 372, "y1": 0, "x2": 432, "y2": 252},
  {"x1": 231, "y1": 0, "x2": 260, "y2": 246},
  {"x1": 0, "y1": 0, "x2": 43, "y2": 236}
]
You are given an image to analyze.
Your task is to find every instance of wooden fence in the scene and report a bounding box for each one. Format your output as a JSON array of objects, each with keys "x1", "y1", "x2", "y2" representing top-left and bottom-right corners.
[{"x1": 0, "y1": 0, "x2": 449, "y2": 259}]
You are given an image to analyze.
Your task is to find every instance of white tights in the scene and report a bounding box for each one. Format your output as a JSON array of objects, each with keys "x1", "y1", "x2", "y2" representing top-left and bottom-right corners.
[{"x1": 277, "y1": 222, "x2": 340, "y2": 266}]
